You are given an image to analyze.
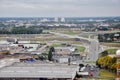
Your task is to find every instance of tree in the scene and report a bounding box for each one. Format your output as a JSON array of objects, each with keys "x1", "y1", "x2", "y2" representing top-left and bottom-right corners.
[
  {"x1": 100, "y1": 50, "x2": 108, "y2": 57},
  {"x1": 10, "y1": 26, "x2": 43, "y2": 34},
  {"x1": 48, "y1": 47, "x2": 55, "y2": 61},
  {"x1": 50, "y1": 47, "x2": 55, "y2": 52},
  {"x1": 96, "y1": 55, "x2": 117, "y2": 72}
]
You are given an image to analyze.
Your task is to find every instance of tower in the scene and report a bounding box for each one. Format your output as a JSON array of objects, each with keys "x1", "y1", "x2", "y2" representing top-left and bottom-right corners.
[
  {"x1": 61, "y1": 17, "x2": 65, "y2": 22},
  {"x1": 54, "y1": 17, "x2": 58, "y2": 22}
]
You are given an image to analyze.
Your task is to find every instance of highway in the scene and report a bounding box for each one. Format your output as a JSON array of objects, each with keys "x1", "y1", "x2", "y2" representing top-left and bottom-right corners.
[{"x1": 50, "y1": 32, "x2": 103, "y2": 61}]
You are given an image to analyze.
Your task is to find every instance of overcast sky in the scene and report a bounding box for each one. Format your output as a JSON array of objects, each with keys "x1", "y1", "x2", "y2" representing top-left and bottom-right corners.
[{"x1": 0, "y1": 0, "x2": 120, "y2": 17}]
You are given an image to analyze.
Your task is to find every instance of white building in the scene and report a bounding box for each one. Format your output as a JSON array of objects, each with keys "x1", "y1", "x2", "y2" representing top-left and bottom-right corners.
[
  {"x1": 0, "y1": 40, "x2": 9, "y2": 44},
  {"x1": 53, "y1": 47, "x2": 75, "y2": 63},
  {"x1": 18, "y1": 41, "x2": 30, "y2": 44},
  {"x1": 54, "y1": 17, "x2": 59, "y2": 22},
  {"x1": 61, "y1": 17, "x2": 65, "y2": 22}
]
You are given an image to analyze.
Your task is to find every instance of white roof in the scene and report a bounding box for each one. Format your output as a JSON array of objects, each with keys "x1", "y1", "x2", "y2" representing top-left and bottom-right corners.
[
  {"x1": 80, "y1": 67, "x2": 86, "y2": 72},
  {"x1": 10, "y1": 44, "x2": 18, "y2": 47},
  {"x1": 77, "y1": 72, "x2": 89, "y2": 75},
  {"x1": 18, "y1": 41, "x2": 30, "y2": 44},
  {"x1": 55, "y1": 47, "x2": 75, "y2": 52},
  {"x1": 23, "y1": 44, "x2": 39, "y2": 48},
  {"x1": 0, "y1": 40, "x2": 9, "y2": 44},
  {"x1": 0, "y1": 62, "x2": 79, "y2": 79}
]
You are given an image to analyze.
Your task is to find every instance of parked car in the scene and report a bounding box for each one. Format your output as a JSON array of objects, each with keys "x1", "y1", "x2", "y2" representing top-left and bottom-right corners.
[
  {"x1": 89, "y1": 71, "x2": 93, "y2": 77},
  {"x1": 90, "y1": 66, "x2": 94, "y2": 71},
  {"x1": 80, "y1": 67, "x2": 86, "y2": 72}
]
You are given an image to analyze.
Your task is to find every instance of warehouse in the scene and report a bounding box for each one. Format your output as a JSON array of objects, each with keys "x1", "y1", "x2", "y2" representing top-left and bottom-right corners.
[{"x1": 0, "y1": 62, "x2": 79, "y2": 80}]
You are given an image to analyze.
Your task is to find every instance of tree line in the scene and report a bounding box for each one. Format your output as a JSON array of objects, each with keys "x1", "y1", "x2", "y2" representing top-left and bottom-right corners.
[
  {"x1": 0, "y1": 26, "x2": 43, "y2": 34},
  {"x1": 98, "y1": 32, "x2": 120, "y2": 42},
  {"x1": 96, "y1": 49, "x2": 120, "y2": 73},
  {"x1": 96, "y1": 56, "x2": 117, "y2": 72}
]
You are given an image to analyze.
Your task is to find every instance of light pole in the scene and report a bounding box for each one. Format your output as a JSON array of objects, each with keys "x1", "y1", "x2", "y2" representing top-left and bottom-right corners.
[{"x1": 68, "y1": 52, "x2": 72, "y2": 65}]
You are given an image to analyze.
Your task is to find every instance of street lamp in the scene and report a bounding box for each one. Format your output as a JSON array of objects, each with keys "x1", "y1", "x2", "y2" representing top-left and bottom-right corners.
[{"x1": 68, "y1": 52, "x2": 72, "y2": 65}]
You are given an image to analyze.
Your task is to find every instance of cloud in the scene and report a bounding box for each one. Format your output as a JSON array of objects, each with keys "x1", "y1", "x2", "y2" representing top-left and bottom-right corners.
[{"x1": 0, "y1": 0, "x2": 120, "y2": 17}]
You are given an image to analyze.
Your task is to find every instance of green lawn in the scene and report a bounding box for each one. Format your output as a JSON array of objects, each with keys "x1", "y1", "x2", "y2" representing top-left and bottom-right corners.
[
  {"x1": 51, "y1": 44, "x2": 85, "y2": 52},
  {"x1": 106, "y1": 49, "x2": 118, "y2": 54},
  {"x1": 44, "y1": 30, "x2": 81, "y2": 35},
  {"x1": 99, "y1": 69, "x2": 116, "y2": 78},
  {"x1": 101, "y1": 42, "x2": 120, "y2": 47},
  {"x1": 51, "y1": 43, "x2": 62, "y2": 47},
  {"x1": 76, "y1": 46, "x2": 85, "y2": 52}
]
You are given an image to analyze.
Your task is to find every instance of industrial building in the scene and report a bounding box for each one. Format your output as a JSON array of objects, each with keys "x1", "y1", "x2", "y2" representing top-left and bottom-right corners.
[
  {"x1": 0, "y1": 62, "x2": 79, "y2": 80},
  {"x1": 53, "y1": 47, "x2": 75, "y2": 63}
]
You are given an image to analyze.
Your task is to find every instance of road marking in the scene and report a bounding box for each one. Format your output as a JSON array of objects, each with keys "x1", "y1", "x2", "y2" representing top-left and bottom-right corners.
[
  {"x1": 1, "y1": 71, "x2": 14, "y2": 72},
  {"x1": 17, "y1": 71, "x2": 29, "y2": 73}
]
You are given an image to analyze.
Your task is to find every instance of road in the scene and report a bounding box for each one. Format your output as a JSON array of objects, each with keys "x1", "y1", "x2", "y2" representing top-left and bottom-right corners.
[
  {"x1": 50, "y1": 32, "x2": 103, "y2": 61},
  {"x1": 83, "y1": 65, "x2": 99, "y2": 78}
]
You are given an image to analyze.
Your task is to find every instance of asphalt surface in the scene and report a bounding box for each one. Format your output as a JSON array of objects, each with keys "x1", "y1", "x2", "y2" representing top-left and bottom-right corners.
[
  {"x1": 84, "y1": 65, "x2": 99, "y2": 78},
  {"x1": 50, "y1": 31, "x2": 103, "y2": 61}
]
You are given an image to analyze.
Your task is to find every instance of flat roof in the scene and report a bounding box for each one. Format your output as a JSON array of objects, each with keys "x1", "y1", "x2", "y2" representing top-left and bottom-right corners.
[{"x1": 0, "y1": 62, "x2": 79, "y2": 79}]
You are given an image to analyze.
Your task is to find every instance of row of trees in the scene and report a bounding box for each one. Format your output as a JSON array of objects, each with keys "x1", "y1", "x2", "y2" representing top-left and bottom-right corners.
[
  {"x1": 0, "y1": 26, "x2": 43, "y2": 34},
  {"x1": 96, "y1": 49, "x2": 120, "y2": 73},
  {"x1": 98, "y1": 32, "x2": 120, "y2": 42},
  {"x1": 110, "y1": 24, "x2": 120, "y2": 29},
  {"x1": 48, "y1": 47, "x2": 55, "y2": 61},
  {"x1": 38, "y1": 47, "x2": 55, "y2": 61},
  {"x1": 96, "y1": 56, "x2": 117, "y2": 72}
]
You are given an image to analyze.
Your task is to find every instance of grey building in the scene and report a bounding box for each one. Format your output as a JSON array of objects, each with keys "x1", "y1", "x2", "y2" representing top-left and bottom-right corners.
[
  {"x1": 53, "y1": 47, "x2": 75, "y2": 63},
  {"x1": 0, "y1": 62, "x2": 79, "y2": 80}
]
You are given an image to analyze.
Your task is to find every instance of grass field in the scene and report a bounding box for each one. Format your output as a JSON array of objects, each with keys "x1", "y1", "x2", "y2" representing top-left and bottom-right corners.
[
  {"x1": 44, "y1": 29, "x2": 81, "y2": 35},
  {"x1": 101, "y1": 42, "x2": 120, "y2": 47},
  {"x1": 76, "y1": 46, "x2": 85, "y2": 52},
  {"x1": 99, "y1": 69, "x2": 116, "y2": 78},
  {"x1": 62, "y1": 31, "x2": 81, "y2": 35},
  {"x1": 106, "y1": 49, "x2": 118, "y2": 54},
  {"x1": 51, "y1": 43, "x2": 62, "y2": 47},
  {"x1": 50, "y1": 43, "x2": 85, "y2": 52}
]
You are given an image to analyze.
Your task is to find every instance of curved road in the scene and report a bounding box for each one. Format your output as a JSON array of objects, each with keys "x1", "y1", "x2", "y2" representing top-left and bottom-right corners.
[{"x1": 50, "y1": 32, "x2": 103, "y2": 61}]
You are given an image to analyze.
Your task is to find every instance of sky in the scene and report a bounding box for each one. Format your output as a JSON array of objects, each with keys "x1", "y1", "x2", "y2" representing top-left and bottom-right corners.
[{"x1": 0, "y1": 0, "x2": 120, "y2": 17}]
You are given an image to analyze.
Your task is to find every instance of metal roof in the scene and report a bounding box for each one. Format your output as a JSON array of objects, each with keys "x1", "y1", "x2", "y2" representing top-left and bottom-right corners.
[{"x1": 0, "y1": 62, "x2": 79, "y2": 79}]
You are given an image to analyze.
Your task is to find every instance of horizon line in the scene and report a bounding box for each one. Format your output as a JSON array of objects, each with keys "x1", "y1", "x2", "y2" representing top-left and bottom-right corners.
[{"x1": 0, "y1": 16, "x2": 120, "y2": 18}]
